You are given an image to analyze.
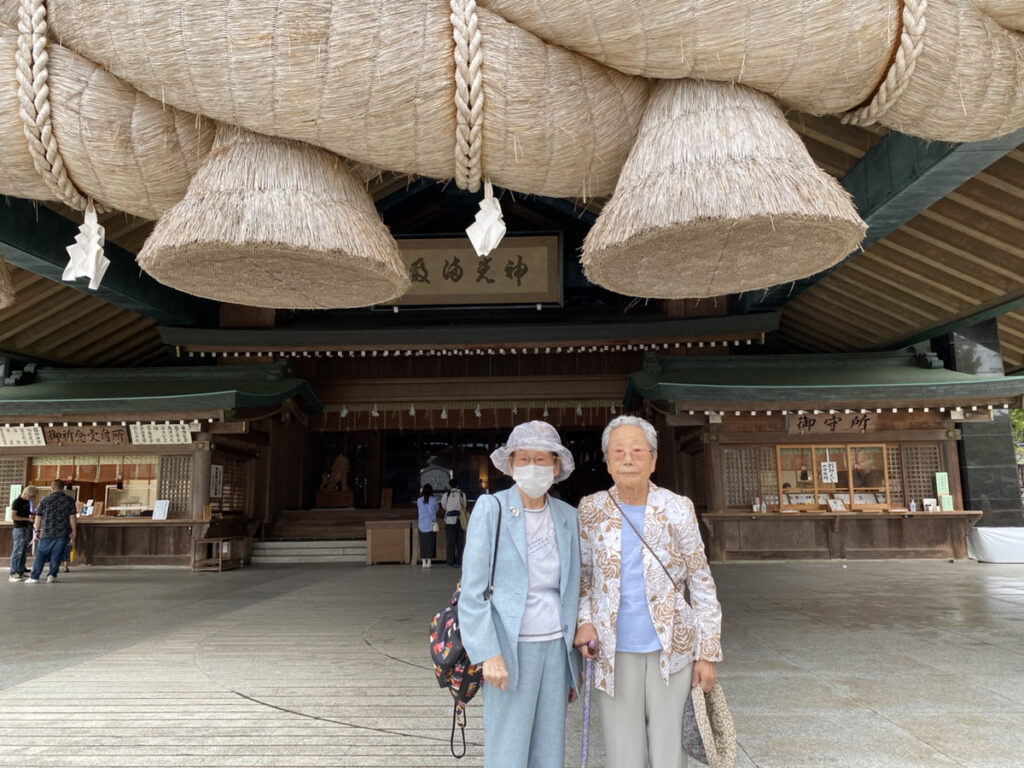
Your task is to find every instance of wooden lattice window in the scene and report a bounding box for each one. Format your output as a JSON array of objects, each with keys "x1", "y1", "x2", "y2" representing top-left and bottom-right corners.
[
  {"x1": 214, "y1": 457, "x2": 249, "y2": 514},
  {"x1": 758, "y1": 447, "x2": 779, "y2": 504},
  {"x1": 157, "y1": 456, "x2": 192, "y2": 518},
  {"x1": 723, "y1": 447, "x2": 779, "y2": 508},
  {"x1": 1, "y1": 458, "x2": 27, "y2": 513},
  {"x1": 900, "y1": 443, "x2": 942, "y2": 508},
  {"x1": 886, "y1": 445, "x2": 905, "y2": 505}
]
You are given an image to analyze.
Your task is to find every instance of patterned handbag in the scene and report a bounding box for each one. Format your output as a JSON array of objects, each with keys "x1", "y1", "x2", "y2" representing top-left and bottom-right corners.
[{"x1": 429, "y1": 495, "x2": 502, "y2": 758}]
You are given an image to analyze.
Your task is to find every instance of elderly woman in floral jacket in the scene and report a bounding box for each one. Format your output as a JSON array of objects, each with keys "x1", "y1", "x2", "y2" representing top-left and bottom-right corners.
[{"x1": 574, "y1": 415, "x2": 722, "y2": 768}]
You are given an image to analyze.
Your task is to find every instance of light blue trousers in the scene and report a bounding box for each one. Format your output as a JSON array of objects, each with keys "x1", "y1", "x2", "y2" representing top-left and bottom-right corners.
[{"x1": 482, "y1": 638, "x2": 570, "y2": 768}]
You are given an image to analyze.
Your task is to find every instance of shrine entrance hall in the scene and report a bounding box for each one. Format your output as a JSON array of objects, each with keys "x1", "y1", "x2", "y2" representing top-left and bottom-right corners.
[{"x1": 2, "y1": 559, "x2": 1022, "y2": 768}]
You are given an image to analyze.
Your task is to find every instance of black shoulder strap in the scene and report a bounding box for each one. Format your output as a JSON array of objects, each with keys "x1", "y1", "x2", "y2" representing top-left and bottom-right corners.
[
  {"x1": 611, "y1": 493, "x2": 692, "y2": 607},
  {"x1": 487, "y1": 495, "x2": 502, "y2": 601}
]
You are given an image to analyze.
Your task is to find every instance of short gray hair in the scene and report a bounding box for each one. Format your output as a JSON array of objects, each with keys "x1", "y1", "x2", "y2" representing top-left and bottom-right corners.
[{"x1": 601, "y1": 416, "x2": 658, "y2": 459}]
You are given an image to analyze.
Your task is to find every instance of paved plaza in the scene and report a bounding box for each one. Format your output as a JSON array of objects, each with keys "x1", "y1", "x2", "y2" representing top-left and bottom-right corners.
[{"x1": 1, "y1": 558, "x2": 1023, "y2": 767}]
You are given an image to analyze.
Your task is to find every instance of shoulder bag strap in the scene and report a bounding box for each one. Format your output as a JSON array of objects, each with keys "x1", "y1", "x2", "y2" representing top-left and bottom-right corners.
[
  {"x1": 486, "y1": 495, "x2": 502, "y2": 601},
  {"x1": 611, "y1": 494, "x2": 690, "y2": 606}
]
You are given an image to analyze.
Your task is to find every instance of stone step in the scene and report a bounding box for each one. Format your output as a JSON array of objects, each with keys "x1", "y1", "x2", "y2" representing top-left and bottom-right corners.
[
  {"x1": 251, "y1": 539, "x2": 367, "y2": 564},
  {"x1": 251, "y1": 554, "x2": 366, "y2": 564},
  {"x1": 254, "y1": 539, "x2": 366, "y2": 551}
]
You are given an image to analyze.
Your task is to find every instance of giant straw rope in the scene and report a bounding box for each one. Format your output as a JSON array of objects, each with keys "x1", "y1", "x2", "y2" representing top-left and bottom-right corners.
[
  {"x1": 0, "y1": 0, "x2": 1021, "y2": 306},
  {"x1": 14, "y1": 0, "x2": 100, "y2": 212},
  {"x1": 450, "y1": 0, "x2": 485, "y2": 193}
]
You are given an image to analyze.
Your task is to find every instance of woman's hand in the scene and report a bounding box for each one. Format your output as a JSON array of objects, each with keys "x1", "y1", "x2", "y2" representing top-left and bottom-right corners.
[
  {"x1": 692, "y1": 660, "x2": 717, "y2": 692},
  {"x1": 482, "y1": 654, "x2": 508, "y2": 690},
  {"x1": 573, "y1": 623, "x2": 599, "y2": 659}
]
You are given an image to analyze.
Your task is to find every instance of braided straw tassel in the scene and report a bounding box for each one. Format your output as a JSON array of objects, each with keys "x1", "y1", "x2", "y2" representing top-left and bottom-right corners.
[
  {"x1": 0, "y1": 252, "x2": 16, "y2": 309},
  {"x1": 582, "y1": 79, "x2": 866, "y2": 299}
]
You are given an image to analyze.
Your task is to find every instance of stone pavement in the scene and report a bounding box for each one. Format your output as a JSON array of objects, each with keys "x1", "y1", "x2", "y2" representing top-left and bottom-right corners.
[{"x1": 1, "y1": 559, "x2": 1023, "y2": 767}]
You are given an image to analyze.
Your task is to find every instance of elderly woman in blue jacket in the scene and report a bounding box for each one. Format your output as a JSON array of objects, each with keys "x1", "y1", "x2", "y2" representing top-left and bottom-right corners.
[{"x1": 459, "y1": 421, "x2": 582, "y2": 768}]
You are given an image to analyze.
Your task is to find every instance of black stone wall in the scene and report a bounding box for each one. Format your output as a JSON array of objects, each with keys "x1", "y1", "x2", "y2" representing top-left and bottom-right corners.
[{"x1": 934, "y1": 319, "x2": 1023, "y2": 527}]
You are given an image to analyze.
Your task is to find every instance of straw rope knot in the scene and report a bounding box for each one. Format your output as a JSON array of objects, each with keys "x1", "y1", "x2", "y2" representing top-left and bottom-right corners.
[
  {"x1": 450, "y1": 0, "x2": 484, "y2": 193},
  {"x1": 15, "y1": 0, "x2": 104, "y2": 212},
  {"x1": 842, "y1": 0, "x2": 927, "y2": 127}
]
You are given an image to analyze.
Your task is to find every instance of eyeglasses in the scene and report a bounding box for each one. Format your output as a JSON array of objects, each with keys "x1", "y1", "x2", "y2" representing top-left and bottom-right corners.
[
  {"x1": 511, "y1": 453, "x2": 556, "y2": 466},
  {"x1": 607, "y1": 448, "x2": 651, "y2": 462}
]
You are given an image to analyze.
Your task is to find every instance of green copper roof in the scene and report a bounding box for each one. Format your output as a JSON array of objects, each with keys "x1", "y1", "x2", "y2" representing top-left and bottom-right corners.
[
  {"x1": 626, "y1": 351, "x2": 1024, "y2": 408},
  {"x1": 0, "y1": 363, "x2": 322, "y2": 418}
]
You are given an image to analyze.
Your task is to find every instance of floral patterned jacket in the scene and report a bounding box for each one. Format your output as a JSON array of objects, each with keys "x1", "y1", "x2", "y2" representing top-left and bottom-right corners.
[{"x1": 577, "y1": 482, "x2": 722, "y2": 696}]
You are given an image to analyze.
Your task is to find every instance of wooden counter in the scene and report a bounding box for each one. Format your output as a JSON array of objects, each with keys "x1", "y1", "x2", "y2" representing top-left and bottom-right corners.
[
  {"x1": 364, "y1": 519, "x2": 414, "y2": 565},
  {"x1": 76, "y1": 518, "x2": 196, "y2": 566},
  {"x1": 701, "y1": 510, "x2": 982, "y2": 561},
  {"x1": 364, "y1": 519, "x2": 448, "y2": 565},
  {"x1": 1, "y1": 518, "x2": 196, "y2": 566}
]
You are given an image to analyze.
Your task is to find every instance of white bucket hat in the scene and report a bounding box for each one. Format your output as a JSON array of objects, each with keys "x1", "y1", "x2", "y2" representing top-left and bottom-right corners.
[{"x1": 490, "y1": 421, "x2": 575, "y2": 483}]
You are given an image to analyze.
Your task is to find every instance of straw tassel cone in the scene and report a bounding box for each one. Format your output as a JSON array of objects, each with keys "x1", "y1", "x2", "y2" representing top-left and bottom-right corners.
[
  {"x1": 581, "y1": 78, "x2": 866, "y2": 299},
  {"x1": 137, "y1": 125, "x2": 410, "y2": 309},
  {"x1": 0, "y1": 252, "x2": 15, "y2": 309}
]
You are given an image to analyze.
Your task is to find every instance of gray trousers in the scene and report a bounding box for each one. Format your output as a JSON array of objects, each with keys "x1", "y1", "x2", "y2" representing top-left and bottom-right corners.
[{"x1": 596, "y1": 650, "x2": 692, "y2": 768}]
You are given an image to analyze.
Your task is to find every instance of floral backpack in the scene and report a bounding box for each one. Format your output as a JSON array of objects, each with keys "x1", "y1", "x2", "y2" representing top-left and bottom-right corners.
[{"x1": 429, "y1": 495, "x2": 502, "y2": 758}]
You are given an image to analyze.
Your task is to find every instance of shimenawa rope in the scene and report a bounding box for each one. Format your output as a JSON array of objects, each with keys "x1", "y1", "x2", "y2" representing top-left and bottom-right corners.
[
  {"x1": 843, "y1": 0, "x2": 928, "y2": 126},
  {"x1": 450, "y1": 0, "x2": 484, "y2": 193},
  {"x1": 15, "y1": 0, "x2": 103, "y2": 212}
]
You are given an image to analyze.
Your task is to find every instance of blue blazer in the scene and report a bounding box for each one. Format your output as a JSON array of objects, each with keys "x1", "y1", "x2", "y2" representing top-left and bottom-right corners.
[{"x1": 459, "y1": 486, "x2": 582, "y2": 692}]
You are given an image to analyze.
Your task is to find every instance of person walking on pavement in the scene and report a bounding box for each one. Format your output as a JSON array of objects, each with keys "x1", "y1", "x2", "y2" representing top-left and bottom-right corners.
[
  {"x1": 441, "y1": 478, "x2": 466, "y2": 567},
  {"x1": 8, "y1": 486, "x2": 38, "y2": 582},
  {"x1": 26, "y1": 480, "x2": 77, "y2": 584}
]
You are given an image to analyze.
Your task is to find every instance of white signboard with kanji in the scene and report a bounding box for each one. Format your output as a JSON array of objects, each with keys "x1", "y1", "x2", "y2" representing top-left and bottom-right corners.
[
  {"x1": 0, "y1": 426, "x2": 46, "y2": 447},
  {"x1": 129, "y1": 423, "x2": 192, "y2": 445},
  {"x1": 820, "y1": 461, "x2": 838, "y2": 484}
]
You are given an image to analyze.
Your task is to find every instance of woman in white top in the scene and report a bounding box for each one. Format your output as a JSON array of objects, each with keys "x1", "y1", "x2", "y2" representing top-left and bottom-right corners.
[{"x1": 459, "y1": 421, "x2": 582, "y2": 768}]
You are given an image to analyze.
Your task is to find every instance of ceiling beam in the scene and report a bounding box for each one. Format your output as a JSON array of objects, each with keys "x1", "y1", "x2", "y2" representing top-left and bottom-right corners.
[
  {"x1": 873, "y1": 291, "x2": 1024, "y2": 351},
  {"x1": 739, "y1": 126, "x2": 1024, "y2": 313},
  {"x1": 0, "y1": 197, "x2": 217, "y2": 326}
]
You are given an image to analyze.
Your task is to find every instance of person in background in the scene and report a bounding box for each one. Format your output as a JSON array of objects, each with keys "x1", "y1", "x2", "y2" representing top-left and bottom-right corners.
[
  {"x1": 26, "y1": 480, "x2": 77, "y2": 584},
  {"x1": 459, "y1": 421, "x2": 581, "y2": 768},
  {"x1": 417, "y1": 483, "x2": 439, "y2": 568},
  {"x1": 8, "y1": 486, "x2": 38, "y2": 582},
  {"x1": 574, "y1": 415, "x2": 723, "y2": 768},
  {"x1": 440, "y1": 478, "x2": 466, "y2": 567},
  {"x1": 60, "y1": 482, "x2": 78, "y2": 573}
]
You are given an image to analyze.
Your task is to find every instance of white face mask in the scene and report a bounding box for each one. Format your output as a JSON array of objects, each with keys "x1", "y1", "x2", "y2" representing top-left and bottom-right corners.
[{"x1": 513, "y1": 464, "x2": 556, "y2": 499}]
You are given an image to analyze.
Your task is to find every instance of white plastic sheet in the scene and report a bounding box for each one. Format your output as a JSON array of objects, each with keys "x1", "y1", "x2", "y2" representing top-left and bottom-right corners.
[{"x1": 966, "y1": 527, "x2": 1024, "y2": 563}]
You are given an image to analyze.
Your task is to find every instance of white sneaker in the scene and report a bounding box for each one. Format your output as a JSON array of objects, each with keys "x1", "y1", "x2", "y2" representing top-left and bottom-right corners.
[
  {"x1": 24, "y1": 578, "x2": 38, "y2": 584},
  {"x1": 46, "y1": 575, "x2": 57, "y2": 583},
  {"x1": 8, "y1": 575, "x2": 21, "y2": 582}
]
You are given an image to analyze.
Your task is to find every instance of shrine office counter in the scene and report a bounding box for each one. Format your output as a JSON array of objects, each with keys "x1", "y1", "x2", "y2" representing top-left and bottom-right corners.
[
  {"x1": 700, "y1": 509, "x2": 982, "y2": 561},
  {"x1": 0, "y1": 516, "x2": 252, "y2": 567}
]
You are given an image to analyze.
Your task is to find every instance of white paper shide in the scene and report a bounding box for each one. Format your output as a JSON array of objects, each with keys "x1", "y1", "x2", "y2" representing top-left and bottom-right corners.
[{"x1": 63, "y1": 203, "x2": 110, "y2": 290}]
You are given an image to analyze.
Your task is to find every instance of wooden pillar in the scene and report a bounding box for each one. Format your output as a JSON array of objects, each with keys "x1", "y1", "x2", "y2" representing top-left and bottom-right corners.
[
  {"x1": 366, "y1": 431, "x2": 383, "y2": 508},
  {"x1": 941, "y1": 433, "x2": 964, "y2": 510},
  {"x1": 704, "y1": 432, "x2": 724, "y2": 514},
  {"x1": 705, "y1": 518, "x2": 727, "y2": 562},
  {"x1": 191, "y1": 439, "x2": 212, "y2": 520},
  {"x1": 655, "y1": 423, "x2": 680, "y2": 494}
]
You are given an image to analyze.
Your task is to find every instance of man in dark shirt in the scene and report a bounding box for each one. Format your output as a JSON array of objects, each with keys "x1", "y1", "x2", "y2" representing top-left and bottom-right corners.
[
  {"x1": 26, "y1": 480, "x2": 77, "y2": 584},
  {"x1": 8, "y1": 486, "x2": 38, "y2": 582}
]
